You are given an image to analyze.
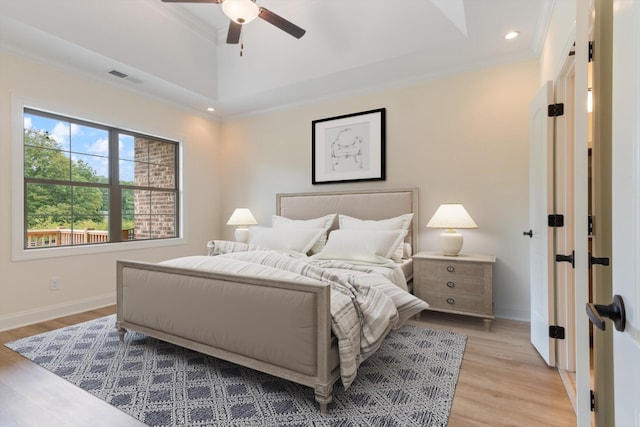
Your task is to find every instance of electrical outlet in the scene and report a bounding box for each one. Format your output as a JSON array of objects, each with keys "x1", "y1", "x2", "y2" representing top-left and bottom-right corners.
[{"x1": 49, "y1": 277, "x2": 61, "y2": 291}]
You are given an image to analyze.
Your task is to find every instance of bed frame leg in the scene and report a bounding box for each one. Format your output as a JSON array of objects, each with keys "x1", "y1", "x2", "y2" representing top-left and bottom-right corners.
[
  {"x1": 315, "y1": 384, "x2": 333, "y2": 414},
  {"x1": 115, "y1": 322, "x2": 127, "y2": 343}
]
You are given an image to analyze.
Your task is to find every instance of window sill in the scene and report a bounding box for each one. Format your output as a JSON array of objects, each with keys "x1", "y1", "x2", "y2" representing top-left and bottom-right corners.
[{"x1": 12, "y1": 237, "x2": 187, "y2": 262}]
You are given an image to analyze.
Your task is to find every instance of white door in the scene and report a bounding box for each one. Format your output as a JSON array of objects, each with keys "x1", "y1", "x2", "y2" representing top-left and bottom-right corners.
[
  {"x1": 610, "y1": 0, "x2": 640, "y2": 423},
  {"x1": 529, "y1": 81, "x2": 556, "y2": 366}
]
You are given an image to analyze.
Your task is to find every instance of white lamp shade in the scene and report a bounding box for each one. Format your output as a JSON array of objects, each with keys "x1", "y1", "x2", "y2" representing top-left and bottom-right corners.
[
  {"x1": 226, "y1": 208, "x2": 257, "y2": 226},
  {"x1": 227, "y1": 208, "x2": 257, "y2": 243},
  {"x1": 426, "y1": 204, "x2": 477, "y2": 229},
  {"x1": 427, "y1": 204, "x2": 477, "y2": 256},
  {"x1": 221, "y1": 0, "x2": 260, "y2": 24}
]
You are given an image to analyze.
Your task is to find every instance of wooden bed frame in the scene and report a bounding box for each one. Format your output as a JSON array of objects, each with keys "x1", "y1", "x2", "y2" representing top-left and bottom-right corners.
[{"x1": 116, "y1": 188, "x2": 418, "y2": 413}]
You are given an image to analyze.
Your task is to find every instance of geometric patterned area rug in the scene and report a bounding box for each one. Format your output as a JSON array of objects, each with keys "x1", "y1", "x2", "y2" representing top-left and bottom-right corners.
[{"x1": 5, "y1": 315, "x2": 466, "y2": 427}]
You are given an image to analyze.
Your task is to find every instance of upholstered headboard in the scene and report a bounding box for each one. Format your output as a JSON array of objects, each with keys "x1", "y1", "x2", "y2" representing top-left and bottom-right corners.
[{"x1": 276, "y1": 188, "x2": 419, "y2": 254}]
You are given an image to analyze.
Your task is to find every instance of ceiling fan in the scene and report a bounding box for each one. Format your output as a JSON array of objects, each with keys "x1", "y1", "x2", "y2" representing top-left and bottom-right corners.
[{"x1": 161, "y1": 0, "x2": 306, "y2": 44}]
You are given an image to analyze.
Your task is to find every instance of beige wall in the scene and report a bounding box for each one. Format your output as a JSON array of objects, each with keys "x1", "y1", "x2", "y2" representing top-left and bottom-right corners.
[
  {"x1": 0, "y1": 52, "x2": 222, "y2": 330},
  {"x1": 0, "y1": 51, "x2": 540, "y2": 325},
  {"x1": 220, "y1": 60, "x2": 540, "y2": 320}
]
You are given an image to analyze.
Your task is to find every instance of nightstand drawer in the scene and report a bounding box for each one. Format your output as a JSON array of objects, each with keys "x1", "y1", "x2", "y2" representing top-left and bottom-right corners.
[
  {"x1": 418, "y1": 277, "x2": 484, "y2": 296},
  {"x1": 416, "y1": 259, "x2": 485, "y2": 280},
  {"x1": 420, "y1": 291, "x2": 488, "y2": 314}
]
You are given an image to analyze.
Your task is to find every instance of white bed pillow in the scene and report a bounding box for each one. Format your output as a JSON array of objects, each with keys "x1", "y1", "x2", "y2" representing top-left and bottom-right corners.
[
  {"x1": 248, "y1": 227, "x2": 325, "y2": 254},
  {"x1": 311, "y1": 229, "x2": 408, "y2": 264},
  {"x1": 338, "y1": 213, "x2": 414, "y2": 261},
  {"x1": 272, "y1": 214, "x2": 336, "y2": 254}
]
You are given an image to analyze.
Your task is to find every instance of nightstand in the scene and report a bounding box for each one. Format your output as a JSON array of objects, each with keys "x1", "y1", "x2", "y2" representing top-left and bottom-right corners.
[{"x1": 413, "y1": 251, "x2": 496, "y2": 330}]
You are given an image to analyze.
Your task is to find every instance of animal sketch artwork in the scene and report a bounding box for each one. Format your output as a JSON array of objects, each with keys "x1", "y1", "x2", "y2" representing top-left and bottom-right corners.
[{"x1": 326, "y1": 123, "x2": 369, "y2": 173}]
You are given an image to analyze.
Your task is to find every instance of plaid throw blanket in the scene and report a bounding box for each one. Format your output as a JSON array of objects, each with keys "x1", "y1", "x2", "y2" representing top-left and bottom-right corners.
[{"x1": 190, "y1": 240, "x2": 429, "y2": 388}]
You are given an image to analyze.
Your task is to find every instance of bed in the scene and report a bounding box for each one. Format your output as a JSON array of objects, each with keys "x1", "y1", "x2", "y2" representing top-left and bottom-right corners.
[{"x1": 116, "y1": 188, "x2": 427, "y2": 413}]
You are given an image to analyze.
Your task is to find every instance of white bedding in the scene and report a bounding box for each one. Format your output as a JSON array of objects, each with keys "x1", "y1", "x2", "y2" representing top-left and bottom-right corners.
[{"x1": 162, "y1": 243, "x2": 428, "y2": 388}]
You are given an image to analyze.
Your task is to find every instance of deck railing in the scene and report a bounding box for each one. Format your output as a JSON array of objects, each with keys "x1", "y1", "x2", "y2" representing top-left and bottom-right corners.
[{"x1": 26, "y1": 228, "x2": 134, "y2": 248}]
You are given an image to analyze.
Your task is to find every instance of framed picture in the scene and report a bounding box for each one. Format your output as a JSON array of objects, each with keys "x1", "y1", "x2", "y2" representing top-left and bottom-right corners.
[{"x1": 312, "y1": 108, "x2": 386, "y2": 184}]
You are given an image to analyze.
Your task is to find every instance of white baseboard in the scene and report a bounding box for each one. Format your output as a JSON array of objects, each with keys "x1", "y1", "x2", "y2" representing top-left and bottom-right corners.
[{"x1": 0, "y1": 293, "x2": 116, "y2": 332}]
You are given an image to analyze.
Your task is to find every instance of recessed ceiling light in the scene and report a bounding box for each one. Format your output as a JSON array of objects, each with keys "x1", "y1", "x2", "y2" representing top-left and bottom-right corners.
[
  {"x1": 207, "y1": 107, "x2": 215, "y2": 112},
  {"x1": 504, "y1": 31, "x2": 519, "y2": 40}
]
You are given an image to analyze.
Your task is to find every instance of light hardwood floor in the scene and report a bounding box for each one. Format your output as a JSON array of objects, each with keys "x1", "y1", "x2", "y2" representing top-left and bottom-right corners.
[{"x1": 0, "y1": 307, "x2": 576, "y2": 426}]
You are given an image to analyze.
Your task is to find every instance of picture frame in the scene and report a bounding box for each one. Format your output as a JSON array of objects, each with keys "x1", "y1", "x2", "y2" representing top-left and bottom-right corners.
[{"x1": 312, "y1": 108, "x2": 386, "y2": 184}]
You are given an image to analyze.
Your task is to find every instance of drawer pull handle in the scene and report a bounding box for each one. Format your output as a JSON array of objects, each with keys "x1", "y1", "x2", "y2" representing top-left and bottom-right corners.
[
  {"x1": 447, "y1": 298, "x2": 455, "y2": 305},
  {"x1": 446, "y1": 265, "x2": 455, "y2": 273},
  {"x1": 446, "y1": 281, "x2": 455, "y2": 288}
]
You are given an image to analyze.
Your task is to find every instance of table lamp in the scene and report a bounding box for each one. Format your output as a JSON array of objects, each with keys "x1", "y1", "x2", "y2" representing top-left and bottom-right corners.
[
  {"x1": 426, "y1": 204, "x2": 477, "y2": 256},
  {"x1": 226, "y1": 208, "x2": 257, "y2": 243}
]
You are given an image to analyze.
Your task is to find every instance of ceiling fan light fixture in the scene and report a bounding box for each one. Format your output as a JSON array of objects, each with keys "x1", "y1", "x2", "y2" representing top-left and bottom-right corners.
[{"x1": 222, "y1": 0, "x2": 259, "y2": 24}]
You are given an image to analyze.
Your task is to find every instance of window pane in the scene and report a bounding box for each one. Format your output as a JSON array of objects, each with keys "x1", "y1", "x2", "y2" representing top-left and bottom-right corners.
[
  {"x1": 134, "y1": 190, "x2": 151, "y2": 214},
  {"x1": 133, "y1": 215, "x2": 150, "y2": 240},
  {"x1": 119, "y1": 159, "x2": 135, "y2": 184},
  {"x1": 151, "y1": 192, "x2": 176, "y2": 239},
  {"x1": 152, "y1": 215, "x2": 177, "y2": 238},
  {"x1": 24, "y1": 114, "x2": 70, "y2": 151},
  {"x1": 149, "y1": 140, "x2": 175, "y2": 165},
  {"x1": 69, "y1": 124, "x2": 109, "y2": 157},
  {"x1": 73, "y1": 214, "x2": 109, "y2": 245},
  {"x1": 24, "y1": 146, "x2": 71, "y2": 180},
  {"x1": 134, "y1": 137, "x2": 149, "y2": 162},
  {"x1": 150, "y1": 163, "x2": 175, "y2": 188},
  {"x1": 26, "y1": 183, "x2": 72, "y2": 229},
  {"x1": 151, "y1": 191, "x2": 176, "y2": 215},
  {"x1": 134, "y1": 161, "x2": 149, "y2": 187},
  {"x1": 119, "y1": 134, "x2": 136, "y2": 162},
  {"x1": 72, "y1": 153, "x2": 109, "y2": 182}
]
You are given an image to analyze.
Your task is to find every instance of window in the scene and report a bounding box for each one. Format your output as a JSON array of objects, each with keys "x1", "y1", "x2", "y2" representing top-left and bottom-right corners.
[{"x1": 23, "y1": 109, "x2": 179, "y2": 249}]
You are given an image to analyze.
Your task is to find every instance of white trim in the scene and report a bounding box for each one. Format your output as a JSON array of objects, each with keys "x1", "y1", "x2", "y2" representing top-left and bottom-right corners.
[
  {"x1": 554, "y1": 54, "x2": 576, "y2": 372},
  {"x1": 0, "y1": 293, "x2": 115, "y2": 332},
  {"x1": 532, "y1": 0, "x2": 557, "y2": 57},
  {"x1": 10, "y1": 94, "x2": 187, "y2": 261},
  {"x1": 573, "y1": 0, "x2": 591, "y2": 423},
  {"x1": 633, "y1": 0, "x2": 640, "y2": 349}
]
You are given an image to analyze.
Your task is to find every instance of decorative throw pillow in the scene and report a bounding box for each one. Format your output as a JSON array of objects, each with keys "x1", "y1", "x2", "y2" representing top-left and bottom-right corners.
[
  {"x1": 248, "y1": 227, "x2": 325, "y2": 254},
  {"x1": 272, "y1": 214, "x2": 336, "y2": 254},
  {"x1": 311, "y1": 229, "x2": 408, "y2": 264},
  {"x1": 338, "y1": 213, "x2": 414, "y2": 261}
]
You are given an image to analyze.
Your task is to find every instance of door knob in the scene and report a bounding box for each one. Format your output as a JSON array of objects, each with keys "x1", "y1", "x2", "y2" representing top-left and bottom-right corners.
[
  {"x1": 523, "y1": 229, "x2": 533, "y2": 238},
  {"x1": 586, "y1": 294, "x2": 626, "y2": 332}
]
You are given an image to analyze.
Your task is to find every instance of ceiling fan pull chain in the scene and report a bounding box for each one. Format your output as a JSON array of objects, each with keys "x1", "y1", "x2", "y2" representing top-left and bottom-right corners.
[{"x1": 240, "y1": 36, "x2": 244, "y2": 57}]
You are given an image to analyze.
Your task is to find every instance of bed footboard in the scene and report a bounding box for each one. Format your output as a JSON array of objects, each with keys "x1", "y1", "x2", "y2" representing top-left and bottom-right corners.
[{"x1": 116, "y1": 260, "x2": 339, "y2": 413}]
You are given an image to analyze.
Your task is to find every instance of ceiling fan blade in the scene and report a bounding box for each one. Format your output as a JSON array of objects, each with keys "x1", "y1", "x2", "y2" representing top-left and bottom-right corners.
[
  {"x1": 161, "y1": 0, "x2": 221, "y2": 3},
  {"x1": 226, "y1": 20, "x2": 242, "y2": 44},
  {"x1": 258, "y1": 7, "x2": 306, "y2": 39}
]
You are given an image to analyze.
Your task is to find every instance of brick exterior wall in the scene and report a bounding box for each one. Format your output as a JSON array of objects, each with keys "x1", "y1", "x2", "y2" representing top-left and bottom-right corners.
[{"x1": 133, "y1": 138, "x2": 177, "y2": 239}]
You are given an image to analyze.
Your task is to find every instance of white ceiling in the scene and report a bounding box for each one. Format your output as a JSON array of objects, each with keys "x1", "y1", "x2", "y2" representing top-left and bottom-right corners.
[{"x1": 0, "y1": 0, "x2": 553, "y2": 119}]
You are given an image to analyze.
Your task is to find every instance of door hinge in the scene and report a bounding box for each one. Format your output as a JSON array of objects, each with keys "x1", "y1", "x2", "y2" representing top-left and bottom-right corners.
[
  {"x1": 549, "y1": 325, "x2": 566, "y2": 339},
  {"x1": 548, "y1": 214, "x2": 565, "y2": 227},
  {"x1": 589, "y1": 41, "x2": 594, "y2": 62},
  {"x1": 555, "y1": 251, "x2": 575, "y2": 268},
  {"x1": 589, "y1": 253, "x2": 610, "y2": 267},
  {"x1": 590, "y1": 389, "x2": 596, "y2": 411},
  {"x1": 588, "y1": 215, "x2": 594, "y2": 235},
  {"x1": 548, "y1": 103, "x2": 565, "y2": 117}
]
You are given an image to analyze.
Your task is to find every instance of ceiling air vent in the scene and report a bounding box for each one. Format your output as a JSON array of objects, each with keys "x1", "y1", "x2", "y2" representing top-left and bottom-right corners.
[
  {"x1": 108, "y1": 69, "x2": 128, "y2": 78},
  {"x1": 108, "y1": 69, "x2": 143, "y2": 84}
]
